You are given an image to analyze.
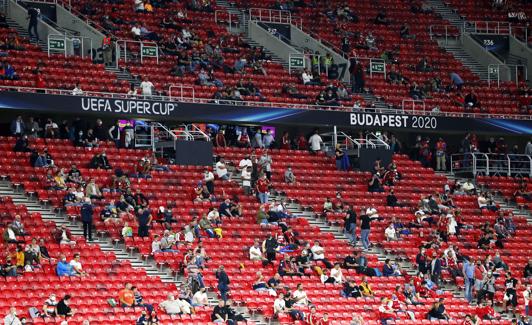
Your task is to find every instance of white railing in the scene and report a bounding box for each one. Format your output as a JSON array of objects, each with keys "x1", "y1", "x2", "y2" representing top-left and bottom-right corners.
[
  {"x1": 0, "y1": 85, "x2": 531, "y2": 121},
  {"x1": 365, "y1": 132, "x2": 390, "y2": 150},
  {"x1": 428, "y1": 25, "x2": 460, "y2": 44},
  {"x1": 248, "y1": 8, "x2": 302, "y2": 28},
  {"x1": 185, "y1": 124, "x2": 210, "y2": 141},
  {"x1": 402, "y1": 99, "x2": 426, "y2": 114},
  {"x1": 114, "y1": 39, "x2": 159, "y2": 66},
  {"x1": 451, "y1": 152, "x2": 532, "y2": 176},
  {"x1": 214, "y1": 10, "x2": 240, "y2": 31},
  {"x1": 487, "y1": 64, "x2": 528, "y2": 87},
  {"x1": 465, "y1": 21, "x2": 512, "y2": 34},
  {"x1": 168, "y1": 84, "x2": 195, "y2": 101}
]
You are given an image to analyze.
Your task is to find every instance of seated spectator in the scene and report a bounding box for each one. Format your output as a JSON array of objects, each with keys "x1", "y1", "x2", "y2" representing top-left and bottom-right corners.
[
  {"x1": 211, "y1": 300, "x2": 228, "y2": 323},
  {"x1": 387, "y1": 189, "x2": 405, "y2": 207},
  {"x1": 478, "y1": 192, "x2": 497, "y2": 211},
  {"x1": 427, "y1": 299, "x2": 449, "y2": 320},
  {"x1": 85, "y1": 179, "x2": 103, "y2": 200},
  {"x1": 42, "y1": 293, "x2": 58, "y2": 317},
  {"x1": 385, "y1": 223, "x2": 397, "y2": 241},
  {"x1": 301, "y1": 69, "x2": 321, "y2": 85},
  {"x1": 273, "y1": 292, "x2": 304, "y2": 321},
  {"x1": 374, "y1": 10, "x2": 390, "y2": 24},
  {"x1": 56, "y1": 254, "x2": 75, "y2": 277},
  {"x1": 13, "y1": 135, "x2": 30, "y2": 152},
  {"x1": 450, "y1": 72, "x2": 464, "y2": 90},
  {"x1": 342, "y1": 279, "x2": 362, "y2": 298},
  {"x1": 69, "y1": 253, "x2": 87, "y2": 277},
  {"x1": 383, "y1": 259, "x2": 401, "y2": 276},
  {"x1": 282, "y1": 83, "x2": 307, "y2": 99},
  {"x1": 368, "y1": 172, "x2": 384, "y2": 192},
  {"x1": 283, "y1": 166, "x2": 296, "y2": 184},
  {"x1": 215, "y1": 157, "x2": 231, "y2": 181},
  {"x1": 56, "y1": 295, "x2": 73, "y2": 317},
  {"x1": 190, "y1": 286, "x2": 208, "y2": 307},
  {"x1": 159, "y1": 294, "x2": 193, "y2": 315},
  {"x1": 378, "y1": 297, "x2": 396, "y2": 324},
  {"x1": 323, "y1": 263, "x2": 345, "y2": 284},
  {"x1": 52, "y1": 225, "x2": 76, "y2": 245},
  {"x1": 464, "y1": 91, "x2": 480, "y2": 109},
  {"x1": 249, "y1": 240, "x2": 265, "y2": 261},
  {"x1": 89, "y1": 152, "x2": 111, "y2": 169},
  {"x1": 10, "y1": 215, "x2": 26, "y2": 236}
]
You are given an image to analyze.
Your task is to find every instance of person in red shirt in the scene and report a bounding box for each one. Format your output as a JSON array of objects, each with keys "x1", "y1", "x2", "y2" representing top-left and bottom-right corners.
[
  {"x1": 297, "y1": 134, "x2": 307, "y2": 150},
  {"x1": 35, "y1": 72, "x2": 46, "y2": 92},
  {"x1": 256, "y1": 174, "x2": 270, "y2": 204},
  {"x1": 215, "y1": 130, "x2": 226, "y2": 147},
  {"x1": 435, "y1": 137, "x2": 447, "y2": 171},
  {"x1": 281, "y1": 131, "x2": 291, "y2": 150},
  {"x1": 316, "y1": 313, "x2": 330, "y2": 325},
  {"x1": 475, "y1": 300, "x2": 499, "y2": 320}
]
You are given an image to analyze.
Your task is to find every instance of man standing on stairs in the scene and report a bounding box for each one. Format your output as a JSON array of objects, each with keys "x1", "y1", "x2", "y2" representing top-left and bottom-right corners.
[
  {"x1": 81, "y1": 197, "x2": 93, "y2": 242},
  {"x1": 344, "y1": 206, "x2": 357, "y2": 246},
  {"x1": 27, "y1": 7, "x2": 40, "y2": 42}
]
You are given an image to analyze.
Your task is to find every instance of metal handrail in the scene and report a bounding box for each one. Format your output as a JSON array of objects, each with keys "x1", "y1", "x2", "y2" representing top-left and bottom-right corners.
[
  {"x1": 215, "y1": 10, "x2": 240, "y2": 31},
  {"x1": 365, "y1": 132, "x2": 390, "y2": 150},
  {"x1": 487, "y1": 64, "x2": 528, "y2": 88},
  {"x1": 465, "y1": 21, "x2": 512, "y2": 34},
  {"x1": 168, "y1": 84, "x2": 195, "y2": 101},
  {"x1": 248, "y1": 8, "x2": 302, "y2": 28},
  {"x1": 402, "y1": 99, "x2": 426, "y2": 114},
  {"x1": 1, "y1": 85, "x2": 532, "y2": 121},
  {"x1": 451, "y1": 152, "x2": 532, "y2": 176},
  {"x1": 428, "y1": 24, "x2": 461, "y2": 44},
  {"x1": 185, "y1": 124, "x2": 210, "y2": 141}
]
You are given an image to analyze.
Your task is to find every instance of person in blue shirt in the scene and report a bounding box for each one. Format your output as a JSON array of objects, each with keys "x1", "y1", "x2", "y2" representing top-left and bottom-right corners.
[
  {"x1": 383, "y1": 259, "x2": 395, "y2": 276},
  {"x1": 449, "y1": 72, "x2": 464, "y2": 90},
  {"x1": 462, "y1": 257, "x2": 476, "y2": 302},
  {"x1": 56, "y1": 255, "x2": 74, "y2": 276}
]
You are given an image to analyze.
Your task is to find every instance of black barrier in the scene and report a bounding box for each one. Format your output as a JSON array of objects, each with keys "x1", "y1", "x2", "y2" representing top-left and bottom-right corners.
[{"x1": 0, "y1": 91, "x2": 531, "y2": 134}]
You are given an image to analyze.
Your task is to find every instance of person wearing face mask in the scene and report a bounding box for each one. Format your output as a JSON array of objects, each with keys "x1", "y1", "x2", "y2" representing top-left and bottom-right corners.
[
  {"x1": 42, "y1": 294, "x2": 58, "y2": 317},
  {"x1": 56, "y1": 254, "x2": 75, "y2": 277}
]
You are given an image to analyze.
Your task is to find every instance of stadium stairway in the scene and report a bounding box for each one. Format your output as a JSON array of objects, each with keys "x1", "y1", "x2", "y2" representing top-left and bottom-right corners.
[
  {"x1": 425, "y1": 0, "x2": 464, "y2": 28},
  {"x1": 1, "y1": 172, "x2": 269, "y2": 324},
  {"x1": 5, "y1": 16, "x2": 48, "y2": 52}
]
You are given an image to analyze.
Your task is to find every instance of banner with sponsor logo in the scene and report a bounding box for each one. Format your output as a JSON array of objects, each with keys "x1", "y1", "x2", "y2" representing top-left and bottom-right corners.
[{"x1": 0, "y1": 91, "x2": 531, "y2": 134}]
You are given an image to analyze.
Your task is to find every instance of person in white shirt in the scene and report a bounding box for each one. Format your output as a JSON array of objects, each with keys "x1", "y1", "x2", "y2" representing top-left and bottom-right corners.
[
  {"x1": 215, "y1": 158, "x2": 231, "y2": 181},
  {"x1": 204, "y1": 168, "x2": 215, "y2": 194},
  {"x1": 191, "y1": 287, "x2": 208, "y2": 307},
  {"x1": 273, "y1": 293, "x2": 287, "y2": 314},
  {"x1": 241, "y1": 166, "x2": 252, "y2": 196},
  {"x1": 284, "y1": 167, "x2": 296, "y2": 184},
  {"x1": 131, "y1": 25, "x2": 141, "y2": 38},
  {"x1": 263, "y1": 129, "x2": 274, "y2": 148},
  {"x1": 159, "y1": 295, "x2": 183, "y2": 315},
  {"x1": 385, "y1": 223, "x2": 396, "y2": 241},
  {"x1": 69, "y1": 253, "x2": 87, "y2": 277},
  {"x1": 72, "y1": 83, "x2": 83, "y2": 96},
  {"x1": 310, "y1": 240, "x2": 333, "y2": 268},
  {"x1": 301, "y1": 68, "x2": 319, "y2": 85},
  {"x1": 523, "y1": 285, "x2": 531, "y2": 316},
  {"x1": 327, "y1": 263, "x2": 345, "y2": 284},
  {"x1": 238, "y1": 156, "x2": 252, "y2": 171},
  {"x1": 151, "y1": 234, "x2": 161, "y2": 253},
  {"x1": 308, "y1": 130, "x2": 323, "y2": 153},
  {"x1": 134, "y1": 0, "x2": 144, "y2": 12},
  {"x1": 139, "y1": 78, "x2": 154, "y2": 96},
  {"x1": 292, "y1": 284, "x2": 310, "y2": 306},
  {"x1": 4, "y1": 307, "x2": 21, "y2": 325},
  {"x1": 249, "y1": 241, "x2": 264, "y2": 261}
]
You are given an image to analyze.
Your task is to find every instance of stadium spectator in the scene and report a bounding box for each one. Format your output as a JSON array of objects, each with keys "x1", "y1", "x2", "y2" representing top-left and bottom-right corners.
[
  {"x1": 4, "y1": 307, "x2": 21, "y2": 325},
  {"x1": 42, "y1": 293, "x2": 58, "y2": 317},
  {"x1": 450, "y1": 72, "x2": 464, "y2": 90},
  {"x1": 118, "y1": 283, "x2": 135, "y2": 307},
  {"x1": 216, "y1": 265, "x2": 230, "y2": 301},
  {"x1": 139, "y1": 77, "x2": 154, "y2": 97},
  {"x1": 70, "y1": 253, "x2": 87, "y2": 277},
  {"x1": 427, "y1": 299, "x2": 449, "y2": 320},
  {"x1": 360, "y1": 208, "x2": 380, "y2": 250},
  {"x1": 53, "y1": 225, "x2": 75, "y2": 245},
  {"x1": 308, "y1": 129, "x2": 323, "y2": 154}
]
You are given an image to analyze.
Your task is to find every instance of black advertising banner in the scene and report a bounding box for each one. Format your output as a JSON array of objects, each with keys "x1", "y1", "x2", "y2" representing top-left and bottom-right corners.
[
  {"x1": 471, "y1": 34, "x2": 510, "y2": 58},
  {"x1": 0, "y1": 91, "x2": 531, "y2": 134}
]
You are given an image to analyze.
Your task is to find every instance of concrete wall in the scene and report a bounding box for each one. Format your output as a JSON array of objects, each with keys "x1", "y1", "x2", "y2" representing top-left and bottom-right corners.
[
  {"x1": 289, "y1": 25, "x2": 349, "y2": 82},
  {"x1": 55, "y1": 5, "x2": 104, "y2": 52},
  {"x1": 461, "y1": 33, "x2": 510, "y2": 81},
  {"x1": 248, "y1": 21, "x2": 300, "y2": 63},
  {"x1": 7, "y1": 0, "x2": 65, "y2": 51},
  {"x1": 508, "y1": 36, "x2": 532, "y2": 83}
]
